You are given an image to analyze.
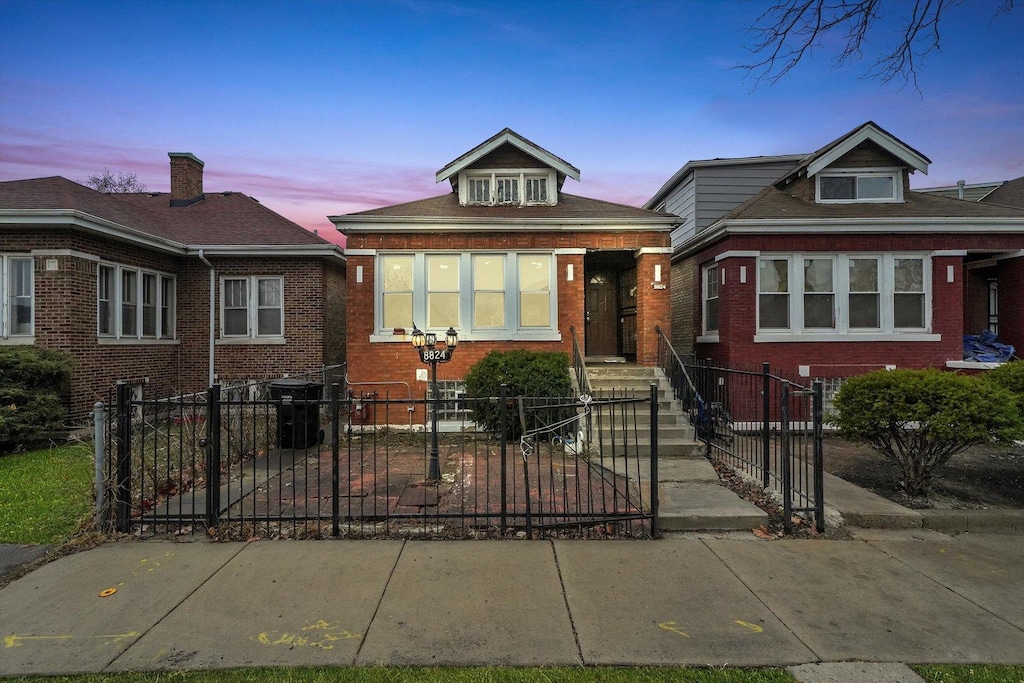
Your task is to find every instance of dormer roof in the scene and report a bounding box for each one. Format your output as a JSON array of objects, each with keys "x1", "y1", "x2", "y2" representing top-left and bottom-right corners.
[
  {"x1": 779, "y1": 121, "x2": 931, "y2": 186},
  {"x1": 435, "y1": 128, "x2": 581, "y2": 189}
]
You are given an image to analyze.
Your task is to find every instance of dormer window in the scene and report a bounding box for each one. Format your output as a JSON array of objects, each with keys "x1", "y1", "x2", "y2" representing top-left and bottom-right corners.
[
  {"x1": 461, "y1": 170, "x2": 556, "y2": 206},
  {"x1": 817, "y1": 170, "x2": 902, "y2": 203}
]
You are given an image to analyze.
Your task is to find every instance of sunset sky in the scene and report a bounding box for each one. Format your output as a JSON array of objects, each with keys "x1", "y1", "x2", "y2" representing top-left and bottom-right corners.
[{"x1": 2, "y1": 0, "x2": 1022, "y2": 246}]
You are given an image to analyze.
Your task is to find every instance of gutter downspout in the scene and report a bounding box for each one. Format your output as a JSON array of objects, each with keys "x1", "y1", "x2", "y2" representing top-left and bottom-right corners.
[{"x1": 198, "y1": 250, "x2": 215, "y2": 387}]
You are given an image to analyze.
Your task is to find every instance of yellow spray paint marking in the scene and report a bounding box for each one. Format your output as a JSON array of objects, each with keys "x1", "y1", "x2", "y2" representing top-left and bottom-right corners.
[
  {"x1": 252, "y1": 619, "x2": 360, "y2": 650},
  {"x1": 99, "y1": 588, "x2": 117, "y2": 597},
  {"x1": 658, "y1": 622, "x2": 690, "y2": 638},
  {"x1": 5, "y1": 631, "x2": 139, "y2": 648},
  {"x1": 133, "y1": 552, "x2": 174, "y2": 576},
  {"x1": 736, "y1": 620, "x2": 764, "y2": 633}
]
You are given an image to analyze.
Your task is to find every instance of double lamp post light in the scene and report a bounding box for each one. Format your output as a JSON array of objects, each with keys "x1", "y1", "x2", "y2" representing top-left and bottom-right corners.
[{"x1": 410, "y1": 324, "x2": 458, "y2": 481}]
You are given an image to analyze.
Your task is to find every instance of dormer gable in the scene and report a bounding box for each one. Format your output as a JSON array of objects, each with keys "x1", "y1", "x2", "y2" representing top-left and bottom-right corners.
[
  {"x1": 777, "y1": 121, "x2": 931, "y2": 205},
  {"x1": 435, "y1": 128, "x2": 581, "y2": 207}
]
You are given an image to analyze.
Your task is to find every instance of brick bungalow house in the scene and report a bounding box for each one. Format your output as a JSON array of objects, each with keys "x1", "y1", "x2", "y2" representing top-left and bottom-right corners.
[
  {"x1": 645, "y1": 122, "x2": 1024, "y2": 381},
  {"x1": 330, "y1": 129, "x2": 677, "y2": 415},
  {"x1": 1, "y1": 153, "x2": 346, "y2": 422}
]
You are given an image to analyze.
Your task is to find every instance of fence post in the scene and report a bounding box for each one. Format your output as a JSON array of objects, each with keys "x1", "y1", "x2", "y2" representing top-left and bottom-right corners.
[
  {"x1": 331, "y1": 382, "x2": 341, "y2": 538},
  {"x1": 115, "y1": 383, "x2": 131, "y2": 533},
  {"x1": 650, "y1": 382, "x2": 659, "y2": 538},
  {"x1": 812, "y1": 379, "x2": 825, "y2": 533},
  {"x1": 205, "y1": 384, "x2": 222, "y2": 528},
  {"x1": 93, "y1": 402, "x2": 106, "y2": 531},
  {"x1": 762, "y1": 362, "x2": 771, "y2": 489},
  {"x1": 781, "y1": 383, "x2": 793, "y2": 534},
  {"x1": 499, "y1": 383, "x2": 508, "y2": 534}
]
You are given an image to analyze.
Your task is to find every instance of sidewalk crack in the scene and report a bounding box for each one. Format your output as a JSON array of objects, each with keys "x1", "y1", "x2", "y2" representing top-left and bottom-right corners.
[
  {"x1": 551, "y1": 540, "x2": 585, "y2": 665},
  {"x1": 353, "y1": 539, "x2": 405, "y2": 664}
]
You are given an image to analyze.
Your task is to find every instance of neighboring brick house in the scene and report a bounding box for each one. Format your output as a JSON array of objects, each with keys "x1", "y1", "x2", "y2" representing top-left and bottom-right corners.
[
  {"x1": 1, "y1": 153, "x2": 346, "y2": 421},
  {"x1": 646, "y1": 122, "x2": 1024, "y2": 381},
  {"x1": 330, "y1": 129, "x2": 677, "y2": 415}
]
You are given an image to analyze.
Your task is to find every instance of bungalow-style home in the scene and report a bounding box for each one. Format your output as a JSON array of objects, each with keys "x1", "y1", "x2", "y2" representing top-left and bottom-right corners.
[
  {"x1": 646, "y1": 122, "x2": 1024, "y2": 381},
  {"x1": 330, "y1": 129, "x2": 678, "y2": 413},
  {"x1": 1, "y1": 153, "x2": 346, "y2": 421}
]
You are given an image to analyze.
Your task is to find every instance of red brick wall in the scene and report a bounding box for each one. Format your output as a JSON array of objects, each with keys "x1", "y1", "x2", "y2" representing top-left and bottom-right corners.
[
  {"x1": 682, "y1": 232, "x2": 1022, "y2": 379},
  {"x1": 3, "y1": 227, "x2": 343, "y2": 419},
  {"x1": 343, "y1": 229, "x2": 669, "y2": 421}
]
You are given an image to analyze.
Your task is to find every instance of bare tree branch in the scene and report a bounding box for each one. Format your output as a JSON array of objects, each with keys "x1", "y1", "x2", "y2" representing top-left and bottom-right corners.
[
  {"x1": 739, "y1": 0, "x2": 1010, "y2": 92},
  {"x1": 83, "y1": 168, "x2": 147, "y2": 193}
]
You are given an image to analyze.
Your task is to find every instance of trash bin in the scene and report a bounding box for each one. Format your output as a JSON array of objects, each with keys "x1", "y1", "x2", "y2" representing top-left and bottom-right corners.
[{"x1": 269, "y1": 379, "x2": 323, "y2": 449}]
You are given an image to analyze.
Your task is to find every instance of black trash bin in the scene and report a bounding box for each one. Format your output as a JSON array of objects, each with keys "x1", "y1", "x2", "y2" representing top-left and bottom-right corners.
[{"x1": 269, "y1": 379, "x2": 323, "y2": 449}]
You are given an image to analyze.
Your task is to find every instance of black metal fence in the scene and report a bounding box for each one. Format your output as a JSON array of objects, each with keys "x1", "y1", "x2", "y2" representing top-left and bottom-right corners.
[
  {"x1": 655, "y1": 328, "x2": 824, "y2": 532},
  {"x1": 98, "y1": 382, "x2": 659, "y2": 539}
]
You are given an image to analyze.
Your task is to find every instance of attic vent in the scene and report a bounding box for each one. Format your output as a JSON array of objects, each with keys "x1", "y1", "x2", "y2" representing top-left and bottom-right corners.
[
  {"x1": 222, "y1": 191, "x2": 233, "y2": 196},
  {"x1": 149, "y1": 192, "x2": 161, "y2": 197}
]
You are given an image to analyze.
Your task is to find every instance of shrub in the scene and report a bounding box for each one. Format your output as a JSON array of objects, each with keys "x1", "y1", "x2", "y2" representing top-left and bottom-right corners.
[
  {"x1": 982, "y1": 361, "x2": 1024, "y2": 420},
  {"x1": 0, "y1": 346, "x2": 74, "y2": 453},
  {"x1": 832, "y1": 369, "x2": 1023, "y2": 496},
  {"x1": 464, "y1": 350, "x2": 572, "y2": 438}
]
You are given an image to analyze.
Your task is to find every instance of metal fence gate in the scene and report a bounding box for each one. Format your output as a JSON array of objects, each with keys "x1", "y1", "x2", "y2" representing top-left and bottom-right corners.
[{"x1": 99, "y1": 383, "x2": 659, "y2": 539}]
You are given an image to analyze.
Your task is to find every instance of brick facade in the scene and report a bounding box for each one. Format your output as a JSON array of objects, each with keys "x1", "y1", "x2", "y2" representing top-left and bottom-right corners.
[{"x1": 2, "y1": 227, "x2": 345, "y2": 420}]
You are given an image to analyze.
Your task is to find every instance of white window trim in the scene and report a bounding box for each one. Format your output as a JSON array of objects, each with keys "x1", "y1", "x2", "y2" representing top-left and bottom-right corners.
[
  {"x1": 459, "y1": 169, "x2": 558, "y2": 206},
  {"x1": 701, "y1": 263, "x2": 719, "y2": 335},
  {"x1": 372, "y1": 251, "x2": 559, "y2": 343},
  {"x1": 1, "y1": 254, "x2": 34, "y2": 343},
  {"x1": 754, "y1": 253, "x2": 933, "y2": 342},
  {"x1": 97, "y1": 262, "x2": 176, "y2": 343},
  {"x1": 816, "y1": 167, "x2": 903, "y2": 204},
  {"x1": 219, "y1": 275, "x2": 285, "y2": 342}
]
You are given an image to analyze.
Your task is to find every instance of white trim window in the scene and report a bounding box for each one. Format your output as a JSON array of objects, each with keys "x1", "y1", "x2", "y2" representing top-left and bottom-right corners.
[
  {"x1": 97, "y1": 263, "x2": 176, "y2": 341},
  {"x1": 220, "y1": 276, "x2": 284, "y2": 339},
  {"x1": 816, "y1": 169, "x2": 902, "y2": 203},
  {"x1": 375, "y1": 251, "x2": 557, "y2": 340},
  {"x1": 461, "y1": 169, "x2": 557, "y2": 206},
  {"x1": 1, "y1": 254, "x2": 34, "y2": 341},
  {"x1": 756, "y1": 254, "x2": 930, "y2": 337},
  {"x1": 702, "y1": 263, "x2": 719, "y2": 334}
]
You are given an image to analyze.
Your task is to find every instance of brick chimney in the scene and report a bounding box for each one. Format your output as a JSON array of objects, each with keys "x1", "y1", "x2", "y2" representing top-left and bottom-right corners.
[{"x1": 168, "y1": 152, "x2": 205, "y2": 207}]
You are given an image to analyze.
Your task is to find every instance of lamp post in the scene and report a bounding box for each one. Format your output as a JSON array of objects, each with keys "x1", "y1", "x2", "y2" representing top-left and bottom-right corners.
[{"x1": 411, "y1": 324, "x2": 458, "y2": 481}]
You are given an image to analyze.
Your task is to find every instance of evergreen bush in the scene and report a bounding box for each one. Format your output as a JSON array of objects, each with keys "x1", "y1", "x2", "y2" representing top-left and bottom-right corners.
[
  {"x1": 463, "y1": 350, "x2": 572, "y2": 438},
  {"x1": 0, "y1": 346, "x2": 73, "y2": 453},
  {"x1": 982, "y1": 361, "x2": 1024, "y2": 420},
  {"x1": 832, "y1": 368, "x2": 1023, "y2": 496}
]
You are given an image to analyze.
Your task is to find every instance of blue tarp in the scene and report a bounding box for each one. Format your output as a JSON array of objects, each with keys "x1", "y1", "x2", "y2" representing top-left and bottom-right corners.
[{"x1": 963, "y1": 330, "x2": 1015, "y2": 363}]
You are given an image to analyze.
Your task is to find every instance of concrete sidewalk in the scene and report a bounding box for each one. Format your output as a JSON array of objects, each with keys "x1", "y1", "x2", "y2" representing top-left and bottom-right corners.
[{"x1": 1, "y1": 532, "x2": 1022, "y2": 677}]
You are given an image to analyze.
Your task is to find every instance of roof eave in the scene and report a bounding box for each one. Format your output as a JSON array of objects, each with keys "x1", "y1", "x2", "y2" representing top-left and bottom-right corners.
[{"x1": 434, "y1": 129, "x2": 581, "y2": 184}]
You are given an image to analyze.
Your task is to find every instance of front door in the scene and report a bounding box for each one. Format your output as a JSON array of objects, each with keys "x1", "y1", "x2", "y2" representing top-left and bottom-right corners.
[{"x1": 586, "y1": 272, "x2": 618, "y2": 356}]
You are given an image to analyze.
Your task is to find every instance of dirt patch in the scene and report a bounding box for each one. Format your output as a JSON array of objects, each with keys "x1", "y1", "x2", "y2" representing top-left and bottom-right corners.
[{"x1": 823, "y1": 436, "x2": 1024, "y2": 510}]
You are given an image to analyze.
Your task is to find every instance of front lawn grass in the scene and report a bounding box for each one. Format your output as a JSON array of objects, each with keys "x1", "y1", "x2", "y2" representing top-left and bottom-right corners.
[
  {"x1": 0, "y1": 443, "x2": 93, "y2": 544},
  {"x1": 12, "y1": 667, "x2": 795, "y2": 682}
]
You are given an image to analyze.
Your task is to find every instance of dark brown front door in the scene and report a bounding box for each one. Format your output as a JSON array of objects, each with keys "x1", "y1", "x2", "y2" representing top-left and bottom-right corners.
[{"x1": 586, "y1": 273, "x2": 618, "y2": 356}]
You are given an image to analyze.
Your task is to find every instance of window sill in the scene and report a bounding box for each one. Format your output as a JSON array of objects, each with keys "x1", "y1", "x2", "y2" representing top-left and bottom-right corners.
[
  {"x1": 370, "y1": 331, "x2": 562, "y2": 343},
  {"x1": 696, "y1": 334, "x2": 720, "y2": 344},
  {"x1": 946, "y1": 360, "x2": 1006, "y2": 370},
  {"x1": 216, "y1": 337, "x2": 287, "y2": 345},
  {"x1": 0, "y1": 336, "x2": 35, "y2": 346},
  {"x1": 754, "y1": 332, "x2": 941, "y2": 343},
  {"x1": 98, "y1": 337, "x2": 180, "y2": 346}
]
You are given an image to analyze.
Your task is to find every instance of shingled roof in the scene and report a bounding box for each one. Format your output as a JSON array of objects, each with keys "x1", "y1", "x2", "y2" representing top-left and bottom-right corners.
[
  {"x1": 1, "y1": 176, "x2": 334, "y2": 249},
  {"x1": 981, "y1": 176, "x2": 1024, "y2": 209}
]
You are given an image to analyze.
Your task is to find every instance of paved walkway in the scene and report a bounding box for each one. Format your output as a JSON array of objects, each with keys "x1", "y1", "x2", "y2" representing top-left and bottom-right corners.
[{"x1": 1, "y1": 530, "x2": 1022, "y2": 677}]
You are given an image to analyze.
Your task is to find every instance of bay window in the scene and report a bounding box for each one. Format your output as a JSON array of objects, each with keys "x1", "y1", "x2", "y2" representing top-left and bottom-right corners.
[
  {"x1": 97, "y1": 263, "x2": 175, "y2": 341},
  {"x1": 1, "y1": 255, "x2": 33, "y2": 340},
  {"x1": 757, "y1": 254, "x2": 929, "y2": 337}
]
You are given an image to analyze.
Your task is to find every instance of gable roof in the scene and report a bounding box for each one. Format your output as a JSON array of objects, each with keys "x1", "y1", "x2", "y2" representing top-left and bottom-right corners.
[
  {"x1": 980, "y1": 176, "x2": 1024, "y2": 208},
  {"x1": 434, "y1": 128, "x2": 581, "y2": 185},
  {"x1": 1, "y1": 176, "x2": 342, "y2": 259},
  {"x1": 781, "y1": 121, "x2": 931, "y2": 184},
  {"x1": 331, "y1": 192, "x2": 677, "y2": 231}
]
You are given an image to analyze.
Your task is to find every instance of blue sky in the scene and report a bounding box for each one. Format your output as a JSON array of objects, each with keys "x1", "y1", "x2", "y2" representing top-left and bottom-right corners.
[{"x1": 1, "y1": 0, "x2": 1022, "y2": 242}]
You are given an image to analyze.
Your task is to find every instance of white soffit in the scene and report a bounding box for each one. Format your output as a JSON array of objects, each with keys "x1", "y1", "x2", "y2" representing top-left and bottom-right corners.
[
  {"x1": 807, "y1": 124, "x2": 930, "y2": 176},
  {"x1": 435, "y1": 129, "x2": 581, "y2": 184}
]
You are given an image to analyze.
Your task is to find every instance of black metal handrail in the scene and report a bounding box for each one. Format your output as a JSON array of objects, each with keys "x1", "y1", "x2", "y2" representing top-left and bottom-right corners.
[
  {"x1": 569, "y1": 326, "x2": 592, "y2": 396},
  {"x1": 654, "y1": 325, "x2": 703, "y2": 424}
]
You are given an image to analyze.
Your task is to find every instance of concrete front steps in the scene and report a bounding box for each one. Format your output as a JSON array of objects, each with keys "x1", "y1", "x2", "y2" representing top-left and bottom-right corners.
[{"x1": 584, "y1": 361, "x2": 766, "y2": 532}]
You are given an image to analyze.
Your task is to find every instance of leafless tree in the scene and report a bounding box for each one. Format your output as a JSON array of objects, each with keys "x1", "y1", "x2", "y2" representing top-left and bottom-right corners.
[
  {"x1": 740, "y1": 0, "x2": 1016, "y2": 92},
  {"x1": 84, "y1": 168, "x2": 147, "y2": 193}
]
